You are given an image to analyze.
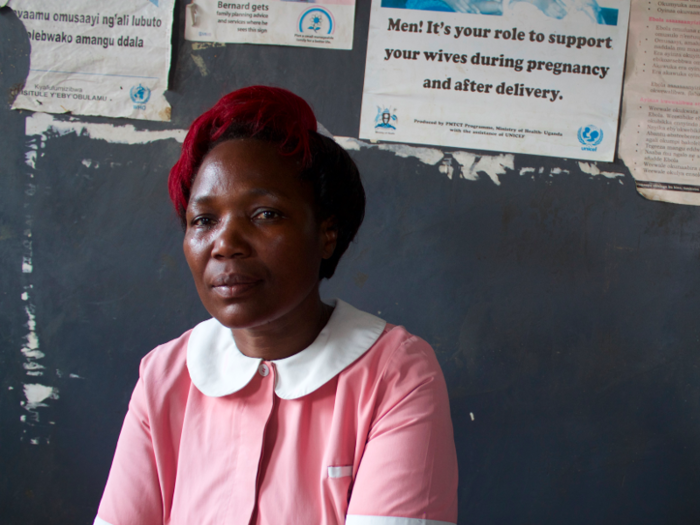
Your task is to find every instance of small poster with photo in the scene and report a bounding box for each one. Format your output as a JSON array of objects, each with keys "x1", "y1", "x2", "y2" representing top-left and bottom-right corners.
[{"x1": 185, "y1": 0, "x2": 356, "y2": 50}]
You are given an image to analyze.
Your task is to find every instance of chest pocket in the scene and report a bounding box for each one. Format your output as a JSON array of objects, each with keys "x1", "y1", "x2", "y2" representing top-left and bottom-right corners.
[
  {"x1": 327, "y1": 465, "x2": 353, "y2": 478},
  {"x1": 326, "y1": 464, "x2": 355, "y2": 517}
]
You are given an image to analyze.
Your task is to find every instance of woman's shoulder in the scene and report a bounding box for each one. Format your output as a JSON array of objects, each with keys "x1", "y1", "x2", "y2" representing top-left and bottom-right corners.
[
  {"x1": 375, "y1": 322, "x2": 439, "y2": 360},
  {"x1": 137, "y1": 327, "x2": 195, "y2": 389},
  {"x1": 342, "y1": 321, "x2": 451, "y2": 427},
  {"x1": 352, "y1": 322, "x2": 445, "y2": 386}
]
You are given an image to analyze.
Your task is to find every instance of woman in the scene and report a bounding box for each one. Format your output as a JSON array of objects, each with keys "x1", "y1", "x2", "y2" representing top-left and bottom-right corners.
[{"x1": 94, "y1": 86, "x2": 458, "y2": 525}]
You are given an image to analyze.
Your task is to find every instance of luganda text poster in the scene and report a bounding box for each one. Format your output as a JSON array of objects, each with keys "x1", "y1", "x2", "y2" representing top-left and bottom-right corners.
[
  {"x1": 618, "y1": 0, "x2": 700, "y2": 205},
  {"x1": 4, "y1": 0, "x2": 175, "y2": 121},
  {"x1": 185, "y1": 0, "x2": 355, "y2": 50},
  {"x1": 360, "y1": 0, "x2": 630, "y2": 161}
]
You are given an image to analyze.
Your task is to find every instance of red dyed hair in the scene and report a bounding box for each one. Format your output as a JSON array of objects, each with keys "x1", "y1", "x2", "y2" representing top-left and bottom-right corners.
[{"x1": 168, "y1": 85, "x2": 318, "y2": 219}]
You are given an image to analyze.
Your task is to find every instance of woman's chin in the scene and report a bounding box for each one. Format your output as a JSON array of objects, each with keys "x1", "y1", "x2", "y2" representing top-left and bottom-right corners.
[{"x1": 205, "y1": 301, "x2": 276, "y2": 331}]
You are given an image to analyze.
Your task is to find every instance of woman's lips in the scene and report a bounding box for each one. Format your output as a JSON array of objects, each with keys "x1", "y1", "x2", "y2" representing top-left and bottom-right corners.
[{"x1": 211, "y1": 274, "x2": 262, "y2": 298}]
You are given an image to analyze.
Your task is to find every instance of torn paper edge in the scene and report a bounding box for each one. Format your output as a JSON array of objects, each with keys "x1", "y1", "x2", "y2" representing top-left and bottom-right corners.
[
  {"x1": 26, "y1": 113, "x2": 186, "y2": 145},
  {"x1": 336, "y1": 137, "x2": 625, "y2": 185}
]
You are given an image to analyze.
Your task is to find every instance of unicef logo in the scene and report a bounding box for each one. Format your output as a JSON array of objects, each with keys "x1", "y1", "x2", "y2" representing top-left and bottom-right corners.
[
  {"x1": 578, "y1": 125, "x2": 603, "y2": 146},
  {"x1": 298, "y1": 7, "x2": 334, "y2": 35},
  {"x1": 130, "y1": 84, "x2": 151, "y2": 105}
]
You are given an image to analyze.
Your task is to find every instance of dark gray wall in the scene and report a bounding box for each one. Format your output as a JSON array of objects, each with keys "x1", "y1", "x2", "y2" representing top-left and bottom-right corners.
[{"x1": 2, "y1": 2, "x2": 700, "y2": 524}]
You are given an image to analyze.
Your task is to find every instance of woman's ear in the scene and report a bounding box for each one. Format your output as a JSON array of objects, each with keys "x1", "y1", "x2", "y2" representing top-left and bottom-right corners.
[{"x1": 320, "y1": 217, "x2": 338, "y2": 260}]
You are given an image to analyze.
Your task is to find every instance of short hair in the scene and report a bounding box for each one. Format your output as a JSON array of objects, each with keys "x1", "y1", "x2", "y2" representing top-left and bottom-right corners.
[{"x1": 168, "y1": 85, "x2": 365, "y2": 279}]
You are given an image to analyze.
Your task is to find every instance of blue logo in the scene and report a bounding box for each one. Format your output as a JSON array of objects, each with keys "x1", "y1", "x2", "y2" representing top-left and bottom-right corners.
[
  {"x1": 130, "y1": 84, "x2": 151, "y2": 105},
  {"x1": 375, "y1": 107, "x2": 397, "y2": 130},
  {"x1": 298, "y1": 7, "x2": 334, "y2": 34},
  {"x1": 578, "y1": 125, "x2": 603, "y2": 146}
]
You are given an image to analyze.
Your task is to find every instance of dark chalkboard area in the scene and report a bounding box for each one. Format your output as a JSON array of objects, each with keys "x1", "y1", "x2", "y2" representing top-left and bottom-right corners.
[{"x1": 2, "y1": 2, "x2": 700, "y2": 524}]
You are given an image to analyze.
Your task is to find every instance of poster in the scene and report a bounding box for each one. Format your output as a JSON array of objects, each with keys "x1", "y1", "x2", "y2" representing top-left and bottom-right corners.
[
  {"x1": 184, "y1": 0, "x2": 355, "y2": 50},
  {"x1": 618, "y1": 0, "x2": 700, "y2": 205},
  {"x1": 359, "y1": 0, "x2": 630, "y2": 161},
  {"x1": 4, "y1": 0, "x2": 175, "y2": 121}
]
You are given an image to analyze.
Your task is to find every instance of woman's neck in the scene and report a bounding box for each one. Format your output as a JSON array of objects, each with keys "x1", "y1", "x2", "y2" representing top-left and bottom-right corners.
[{"x1": 231, "y1": 291, "x2": 334, "y2": 361}]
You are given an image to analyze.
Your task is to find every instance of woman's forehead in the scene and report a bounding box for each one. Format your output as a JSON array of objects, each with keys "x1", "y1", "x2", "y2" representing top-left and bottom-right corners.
[{"x1": 190, "y1": 139, "x2": 310, "y2": 202}]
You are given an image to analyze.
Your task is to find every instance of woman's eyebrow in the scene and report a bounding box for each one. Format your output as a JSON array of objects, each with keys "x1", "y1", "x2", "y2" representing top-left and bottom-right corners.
[
  {"x1": 189, "y1": 194, "x2": 216, "y2": 207},
  {"x1": 246, "y1": 187, "x2": 288, "y2": 200},
  {"x1": 190, "y1": 188, "x2": 286, "y2": 206}
]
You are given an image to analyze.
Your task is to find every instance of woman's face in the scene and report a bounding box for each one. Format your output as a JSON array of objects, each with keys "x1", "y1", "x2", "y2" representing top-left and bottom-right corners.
[{"x1": 184, "y1": 139, "x2": 337, "y2": 330}]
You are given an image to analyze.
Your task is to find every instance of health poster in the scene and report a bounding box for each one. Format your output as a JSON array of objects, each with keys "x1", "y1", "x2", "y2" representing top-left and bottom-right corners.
[
  {"x1": 360, "y1": 0, "x2": 630, "y2": 161},
  {"x1": 618, "y1": 0, "x2": 700, "y2": 205},
  {"x1": 4, "y1": 0, "x2": 175, "y2": 121}
]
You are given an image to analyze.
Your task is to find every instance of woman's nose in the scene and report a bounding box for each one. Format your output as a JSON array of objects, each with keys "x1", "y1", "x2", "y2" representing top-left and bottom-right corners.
[{"x1": 211, "y1": 218, "x2": 252, "y2": 258}]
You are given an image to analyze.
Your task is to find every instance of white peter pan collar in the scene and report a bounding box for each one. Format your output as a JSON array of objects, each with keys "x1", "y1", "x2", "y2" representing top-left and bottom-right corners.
[{"x1": 186, "y1": 299, "x2": 387, "y2": 399}]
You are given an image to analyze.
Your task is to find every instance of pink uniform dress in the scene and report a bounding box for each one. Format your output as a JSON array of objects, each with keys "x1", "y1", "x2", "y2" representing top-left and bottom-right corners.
[{"x1": 94, "y1": 299, "x2": 458, "y2": 525}]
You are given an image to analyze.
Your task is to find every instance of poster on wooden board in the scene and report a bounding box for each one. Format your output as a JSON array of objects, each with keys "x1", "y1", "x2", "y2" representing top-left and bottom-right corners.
[
  {"x1": 618, "y1": 0, "x2": 700, "y2": 205},
  {"x1": 184, "y1": 0, "x2": 355, "y2": 50},
  {"x1": 359, "y1": 0, "x2": 630, "y2": 161},
  {"x1": 3, "y1": 0, "x2": 175, "y2": 122}
]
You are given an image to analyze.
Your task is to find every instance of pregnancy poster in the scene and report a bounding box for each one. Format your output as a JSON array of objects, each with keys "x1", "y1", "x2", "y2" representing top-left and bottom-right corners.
[
  {"x1": 185, "y1": 0, "x2": 355, "y2": 50},
  {"x1": 360, "y1": 0, "x2": 630, "y2": 161}
]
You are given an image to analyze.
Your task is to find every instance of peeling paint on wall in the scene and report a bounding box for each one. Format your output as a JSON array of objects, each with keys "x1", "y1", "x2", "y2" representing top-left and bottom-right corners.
[
  {"x1": 25, "y1": 113, "x2": 187, "y2": 146},
  {"x1": 17, "y1": 114, "x2": 189, "y2": 445},
  {"x1": 23, "y1": 384, "x2": 59, "y2": 410},
  {"x1": 22, "y1": 382, "x2": 59, "y2": 446},
  {"x1": 337, "y1": 136, "x2": 445, "y2": 165},
  {"x1": 317, "y1": 122, "x2": 334, "y2": 139},
  {"x1": 336, "y1": 136, "x2": 626, "y2": 185},
  {"x1": 334, "y1": 136, "x2": 625, "y2": 185},
  {"x1": 191, "y1": 54, "x2": 209, "y2": 77},
  {"x1": 19, "y1": 129, "x2": 52, "y2": 445},
  {"x1": 578, "y1": 161, "x2": 624, "y2": 180},
  {"x1": 451, "y1": 152, "x2": 515, "y2": 186},
  {"x1": 191, "y1": 42, "x2": 226, "y2": 50}
]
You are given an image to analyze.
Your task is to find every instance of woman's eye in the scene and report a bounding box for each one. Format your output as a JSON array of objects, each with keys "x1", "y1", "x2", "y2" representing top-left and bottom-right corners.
[
  {"x1": 253, "y1": 210, "x2": 281, "y2": 220},
  {"x1": 191, "y1": 216, "x2": 215, "y2": 228}
]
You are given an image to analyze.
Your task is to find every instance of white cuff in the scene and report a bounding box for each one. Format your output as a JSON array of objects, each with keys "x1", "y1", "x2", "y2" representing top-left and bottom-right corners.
[
  {"x1": 346, "y1": 516, "x2": 456, "y2": 525},
  {"x1": 94, "y1": 517, "x2": 113, "y2": 525}
]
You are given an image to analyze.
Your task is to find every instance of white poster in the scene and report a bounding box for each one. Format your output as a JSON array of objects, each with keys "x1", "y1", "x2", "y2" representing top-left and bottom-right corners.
[
  {"x1": 185, "y1": 0, "x2": 355, "y2": 50},
  {"x1": 618, "y1": 0, "x2": 700, "y2": 205},
  {"x1": 4, "y1": 0, "x2": 175, "y2": 122},
  {"x1": 360, "y1": 0, "x2": 630, "y2": 161}
]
